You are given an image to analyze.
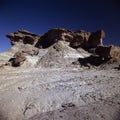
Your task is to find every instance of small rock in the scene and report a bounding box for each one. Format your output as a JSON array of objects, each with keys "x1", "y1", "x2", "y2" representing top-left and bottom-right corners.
[
  {"x1": 9, "y1": 52, "x2": 26, "y2": 67},
  {"x1": 18, "y1": 86, "x2": 27, "y2": 91},
  {"x1": 61, "y1": 102, "x2": 76, "y2": 109}
]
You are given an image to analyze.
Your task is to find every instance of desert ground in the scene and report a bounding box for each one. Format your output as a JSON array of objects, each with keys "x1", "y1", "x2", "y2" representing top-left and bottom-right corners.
[{"x1": 0, "y1": 29, "x2": 120, "y2": 120}]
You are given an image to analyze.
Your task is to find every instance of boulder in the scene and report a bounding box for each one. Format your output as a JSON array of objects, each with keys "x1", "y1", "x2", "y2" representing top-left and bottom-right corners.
[
  {"x1": 95, "y1": 45, "x2": 120, "y2": 59},
  {"x1": 78, "y1": 55, "x2": 108, "y2": 67},
  {"x1": 9, "y1": 52, "x2": 26, "y2": 67},
  {"x1": 109, "y1": 46, "x2": 120, "y2": 58}
]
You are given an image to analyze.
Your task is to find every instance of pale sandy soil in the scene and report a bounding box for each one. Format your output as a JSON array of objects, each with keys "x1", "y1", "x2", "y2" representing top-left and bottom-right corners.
[
  {"x1": 0, "y1": 64, "x2": 120, "y2": 120},
  {"x1": 0, "y1": 41, "x2": 120, "y2": 120}
]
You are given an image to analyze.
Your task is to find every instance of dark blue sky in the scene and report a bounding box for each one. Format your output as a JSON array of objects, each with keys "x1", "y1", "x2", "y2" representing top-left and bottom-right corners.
[{"x1": 0, "y1": 0, "x2": 120, "y2": 52}]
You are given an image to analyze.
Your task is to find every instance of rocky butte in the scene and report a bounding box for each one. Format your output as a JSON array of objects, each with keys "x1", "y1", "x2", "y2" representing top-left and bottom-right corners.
[{"x1": 0, "y1": 28, "x2": 120, "y2": 120}]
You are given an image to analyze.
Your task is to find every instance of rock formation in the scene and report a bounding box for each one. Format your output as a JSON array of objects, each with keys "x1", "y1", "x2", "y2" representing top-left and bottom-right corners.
[
  {"x1": 0, "y1": 28, "x2": 120, "y2": 120},
  {"x1": 6, "y1": 29, "x2": 41, "y2": 46},
  {"x1": 69, "y1": 30, "x2": 91, "y2": 49},
  {"x1": 95, "y1": 45, "x2": 120, "y2": 59},
  {"x1": 35, "y1": 28, "x2": 104, "y2": 50},
  {"x1": 35, "y1": 28, "x2": 73, "y2": 48},
  {"x1": 88, "y1": 29, "x2": 105, "y2": 48},
  {"x1": 0, "y1": 28, "x2": 118, "y2": 68},
  {"x1": 36, "y1": 41, "x2": 91, "y2": 67}
]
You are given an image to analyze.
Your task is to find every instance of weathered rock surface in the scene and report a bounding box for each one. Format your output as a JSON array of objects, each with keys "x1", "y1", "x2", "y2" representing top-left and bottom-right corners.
[
  {"x1": 5, "y1": 30, "x2": 40, "y2": 67},
  {"x1": 70, "y1": 29, "x2": 105, "y2": 49},
  {"x1": 6, "y1": 29, "x2": 41, "y2": 46},
  {"x1": 1, "y1": 28, "x2": 120, "y2": 68},
  {"x1": 35, "y1": 28, "x2": 104, "y2": 50},
  {"x1": 35, "y1": 28, "x2": 73, "y2": 48},
  {"x1": 88, "y1": 29, "x2": 105, "y2": 48},
  {"x1": 36, "y1": 41, "x2": 91, "y2": 67},
  {"x1": 0, "y1": 28, "x2": 120, "y2": 120},
  {"x1": 9, "y1": 52, "x2": 26, "y2": 67},
  {"x1": 69, "y1": 30, "x2": 91, "y2": 49}
]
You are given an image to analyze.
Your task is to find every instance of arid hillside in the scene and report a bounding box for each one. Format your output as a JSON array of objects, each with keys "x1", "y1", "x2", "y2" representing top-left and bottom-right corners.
[{"x1": 0, "y1": 28, "x2": 120, "y2": 120}]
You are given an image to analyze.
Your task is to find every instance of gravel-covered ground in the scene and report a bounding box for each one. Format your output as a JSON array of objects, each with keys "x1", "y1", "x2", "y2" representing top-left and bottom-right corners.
[
  {"x1": 0, "y1": 64, "x2": 120, "y2": 120},
  {"x1": 0, "y1": 40, "x2": 120, "y2": 120}
]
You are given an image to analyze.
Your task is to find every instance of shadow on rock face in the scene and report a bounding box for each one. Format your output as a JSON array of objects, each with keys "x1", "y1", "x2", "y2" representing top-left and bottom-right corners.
[
  {"x1": 23, "y1": 36, "x2": 35, "y2": 45},
  {"x1": 35, "y1": 28, "x2": 73, "y2": 49},
  {"x1": 78, "y1": 55, "x2": 110, "y2": 66},
  {"x1": 35, "y1": 36, "x2": 57, "y2": 48}
]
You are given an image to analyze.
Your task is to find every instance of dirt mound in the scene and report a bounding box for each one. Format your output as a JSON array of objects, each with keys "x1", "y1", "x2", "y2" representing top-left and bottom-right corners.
[{"x1": 36, "y1": 41, "x2": 91, "y2": 67}]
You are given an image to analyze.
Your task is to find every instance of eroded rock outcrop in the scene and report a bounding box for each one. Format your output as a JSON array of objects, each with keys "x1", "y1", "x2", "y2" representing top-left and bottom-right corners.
[
  {"x1": 20, "y1": 44, "x2": 39, "y2": 56},
  {"x1": 0, "y1": 28, "x2": 120, "y2": 120},
  {"x1": 6, "y1": 29, "x2": 41, "y2": 46},
  {"x1": 5, "y1": 30, "x2": 40, "y2": 67},
  {"x1": 36, "y1": 41, "x2": 91, "y2": 67},
  {"x1": 6, "y1": 29, "x2": 105, "y2": 51},
  {"x1": 70, "y1": 29, "x2": 105, "y2": 49},
  {"x1": 35, "y1": 28, "x2": 105, "y2": 50},
  {"x1": 1, "y1": 28, "x2": 119, "y2": 68},
  {"x1": 69, "y1": 30, "x2": 91, "y2": 49},
  {"x1": 35, "y1": 28, "x2": 73, "y2": 48},
  {"x1": 88, "y1": 29, "x2": 105, "y2": 48}
]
